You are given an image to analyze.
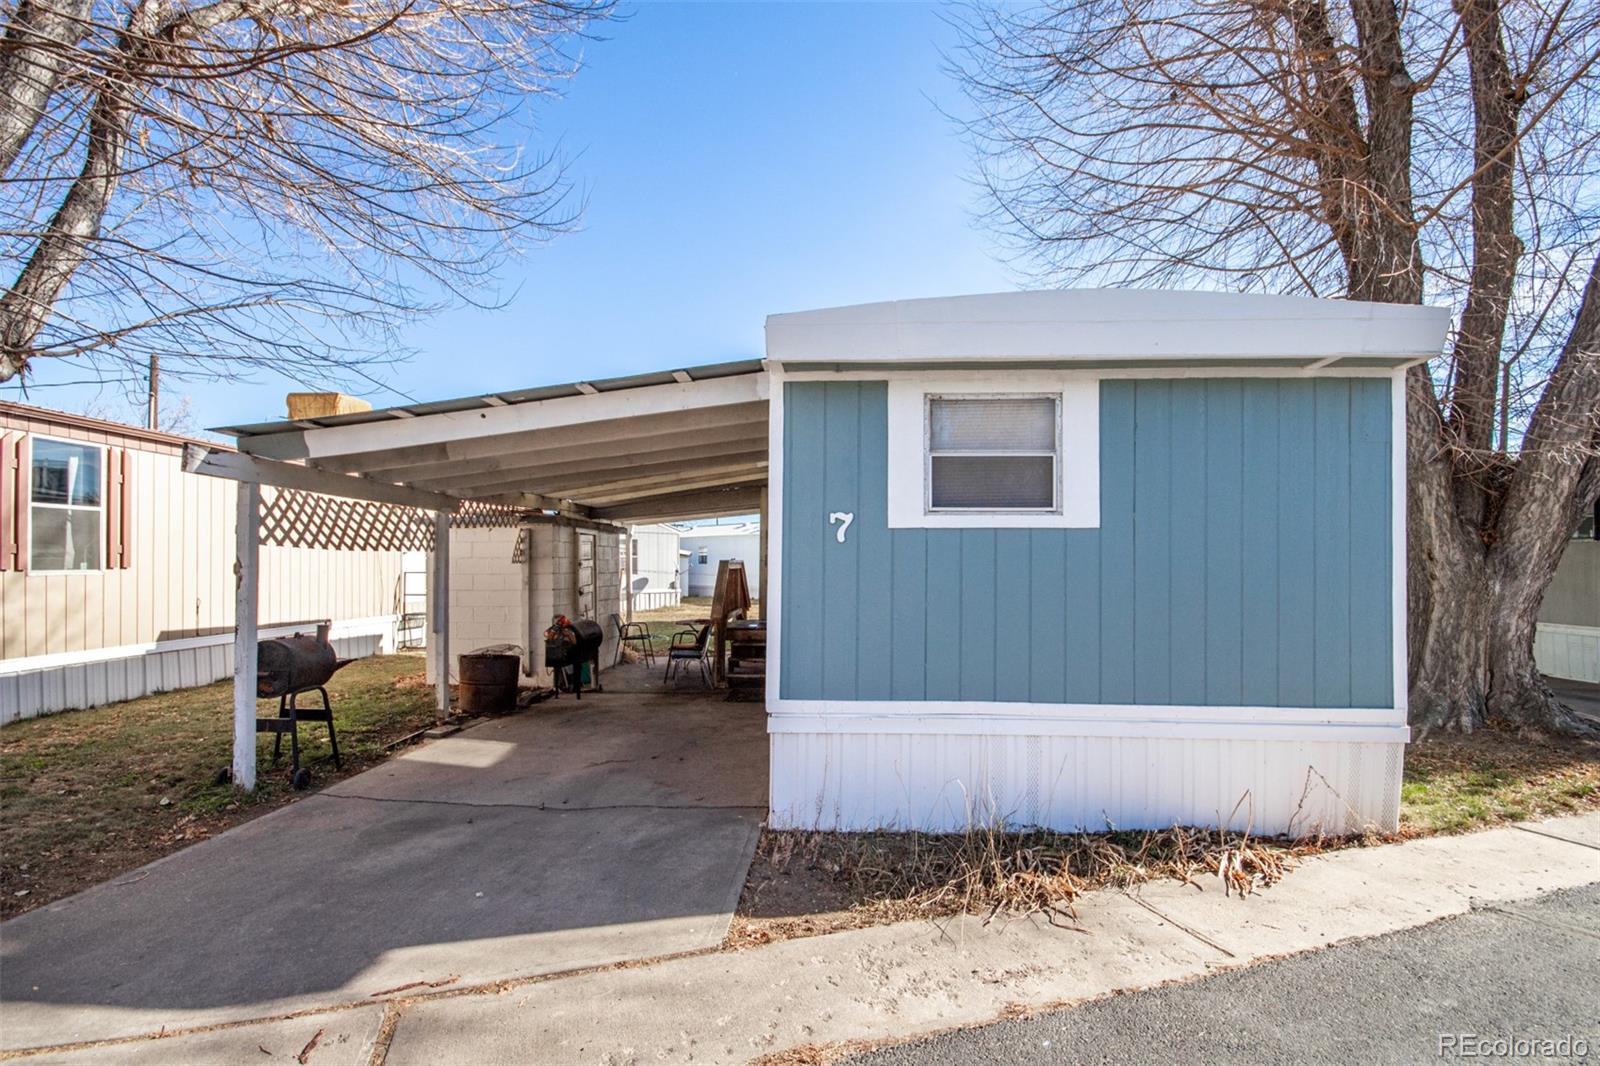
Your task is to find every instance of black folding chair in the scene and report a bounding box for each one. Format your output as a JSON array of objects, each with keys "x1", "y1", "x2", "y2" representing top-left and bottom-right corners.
[
  {"x1": 611, "y1": 612, "x2": 657, "y2": 666},
  {"x1": 664, "y1": 624, "x2": 713, "y2": 687}
]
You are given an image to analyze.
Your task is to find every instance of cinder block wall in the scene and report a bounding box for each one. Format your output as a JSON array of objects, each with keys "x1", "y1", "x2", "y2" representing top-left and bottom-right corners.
[
  {"x1": 525, "y1": 525, "x2": 624, "y2": 684},
  {"x1": 595, "y1": 530, "x2": 622, "y2": 665},
  {"x1": 525, "y1": 525, "x2": 573, "y2": 686},
  {"x1": 428, "y1": 526, "x2": 524, "y2": 684}
]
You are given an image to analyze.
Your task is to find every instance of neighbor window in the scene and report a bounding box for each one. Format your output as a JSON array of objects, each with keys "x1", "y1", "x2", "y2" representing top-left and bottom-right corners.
[
  {"x1": 697, "y1": 548, "x2": 708, "y2": 564},
  {"x1": 30, "y1": 437, "x2": 103, "y2": 571},
  {"x1": 926, "y1": 396, "x2": 1059, "y2": 512}
]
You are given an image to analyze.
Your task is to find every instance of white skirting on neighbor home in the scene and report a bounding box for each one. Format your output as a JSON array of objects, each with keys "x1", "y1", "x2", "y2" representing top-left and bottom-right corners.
[
  {"x1": 1534, "y1": 622, "x2": 1600, "y2": 684},
  {"x1": 768, "y1": 717, "x2": 1406, "y2": 836},
  {"x1": 631, "y1": 588, "x2": 682, "y2": 611},
  {"x1": 0, "y1": 615, "x2": 400, "y2": 725}
]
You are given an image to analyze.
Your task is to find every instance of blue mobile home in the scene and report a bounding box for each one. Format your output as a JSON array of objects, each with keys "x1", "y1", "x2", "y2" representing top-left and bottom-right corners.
[
  {"x1": 763, "y1": 291, "x2": 1447, "y2": 835},
  {"x1": 204, "y1": 289, "x2": 1445, "y2": 831}
]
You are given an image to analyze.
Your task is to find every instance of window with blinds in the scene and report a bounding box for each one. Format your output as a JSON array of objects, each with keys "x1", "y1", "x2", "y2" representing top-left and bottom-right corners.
[{"x1": 926, "y1": 396, "x2": 1059, "y2": 512}]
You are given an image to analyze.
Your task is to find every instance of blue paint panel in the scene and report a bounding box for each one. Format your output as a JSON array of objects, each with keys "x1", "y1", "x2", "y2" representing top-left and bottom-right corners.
[
  {"x1": 889, "y1": 531, "x2": 927, "y2": 699},
  {"x1": 780, "y1": 376, "x2": 1395, "y2": 709},
  {"x1": 1133, "y1": 381, "x2": 1172, "y2": 703},
  {"x1": 1204, "y1": 380, "x2": 1245, "y2": 705},
  {"x1": 1029, "y1": 532, "x2": 1066, "y2": 701},
  {"x1": 1064, "y1": 531, "x2": 1101, "y2": 702},
  {"x1": 820, "y1": 383, "x2": 861, "y2": 701},
  {"x1": 854, "y1": 383, "x2": 894, "y2": 699},
  {"x1": 923, "y1": 531, "x2": 963, "y2": 699},
  {"x1": 1098, "y1": 383, "x2": 1138, "y2": 702},
  {"x1": 1348, "y1": 378, "x2": 1393, "y2": 706},
  {"x1": 781, "y1": 382, "x2": 826, "y2": 699},
  {"x1": 959, "y1": 531, "x2": 997, "y2": 700},
  {"x1": 1313, "y1": 380, "x2": 1353, "y2": 706},
  {"x1": 994, "y1": 530, "x2": 1033, "y2": 701},
  {"x1": 1276, "y1": 381, "x2": 1317, "y2": 706},
  {"x1": 1239, "y1": 382, "x2": 1281, "y2": 705},
  {"x1": 1168, "y1": 381, "x2": 1208, "y2": 704}
]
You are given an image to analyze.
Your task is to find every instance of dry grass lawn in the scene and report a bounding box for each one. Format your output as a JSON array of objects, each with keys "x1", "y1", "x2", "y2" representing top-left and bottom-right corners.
[
  {"x1": 622, "y1": 596, "x2": 762, "y2": 661},
  {"x1": 0, "y1": 654, "x2": 439, "y2": 919},
  {"x1": 1399, "y1": 726, "x2": 1600, "y2": 834}
]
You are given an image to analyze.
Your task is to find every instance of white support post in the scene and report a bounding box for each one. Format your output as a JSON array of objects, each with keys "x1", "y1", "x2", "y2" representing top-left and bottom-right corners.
[
  {"x1": 624, "y1": 530, "x2": 634, "y2": 623},
  {"x1": 758, "y1": 486, "x2": 769, "y2": 621},
  {"x1": 431, "y1": 510, "x2": 451, "y2": 723},
  {"x1": 232, "y1": 483, "x2": 260, "y2": 790}
]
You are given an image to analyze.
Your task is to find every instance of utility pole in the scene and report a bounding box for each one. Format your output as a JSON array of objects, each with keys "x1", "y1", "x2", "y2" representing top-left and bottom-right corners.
[{"x1": 147, "y1": 355, "x2": 159, "y2": 430}]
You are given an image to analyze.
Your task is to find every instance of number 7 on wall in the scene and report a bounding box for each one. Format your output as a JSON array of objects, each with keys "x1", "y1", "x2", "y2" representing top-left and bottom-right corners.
[{"x1": 828, "y1": 512, "x2": 854, "y2": 543}]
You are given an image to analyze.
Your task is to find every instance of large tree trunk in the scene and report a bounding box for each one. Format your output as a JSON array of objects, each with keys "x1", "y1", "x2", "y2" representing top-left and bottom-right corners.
[
  {"x1": 0, "y1": 4, "x2": 152, "y2": 381},
  {"x1": 1405, "y1": 363, "x2": 1493, "y2": 735},
  {"x1": 1407, "y1": 255, "x2": 1600, "y2": 737},
  {"x1": 1407, "y1": 471, "x2": 1597, "y2": 739},
  {"x1": 0, "y1": 0, "x2": 96, "y2": 175}
]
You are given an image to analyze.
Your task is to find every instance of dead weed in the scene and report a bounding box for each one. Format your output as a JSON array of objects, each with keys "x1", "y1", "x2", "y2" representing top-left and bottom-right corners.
[{"x1": 732, "y1": 819, "x2": 1330, "y2": 948}]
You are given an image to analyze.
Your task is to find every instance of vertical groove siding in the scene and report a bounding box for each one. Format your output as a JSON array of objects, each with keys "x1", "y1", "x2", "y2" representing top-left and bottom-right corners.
[{"x1": 780, "y1": 378, "x2": 1393, "y2": 708}]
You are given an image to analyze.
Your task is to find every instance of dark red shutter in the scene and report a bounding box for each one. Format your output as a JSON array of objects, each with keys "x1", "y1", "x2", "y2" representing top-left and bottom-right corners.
[
  {"x1": 118, "y1": 447, "x2": 133, "y2": 568},
  {"x1": 0, "y1": 433, "x2": 27, "y2": 571}
]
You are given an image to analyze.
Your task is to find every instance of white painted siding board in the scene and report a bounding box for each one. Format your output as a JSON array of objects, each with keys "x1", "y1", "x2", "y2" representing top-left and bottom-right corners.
[
  {"x1": 1535, "y1": 623, "x2": 1600, "y2": 683},
  {"x1": 769, "y1": 732, "x2": 1402, "y2": 835}
]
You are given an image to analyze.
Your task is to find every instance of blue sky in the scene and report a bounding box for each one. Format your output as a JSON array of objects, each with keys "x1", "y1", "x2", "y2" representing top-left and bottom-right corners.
[{"x1": 7, "y1": 1, "x2": 1015, "y2": 432}]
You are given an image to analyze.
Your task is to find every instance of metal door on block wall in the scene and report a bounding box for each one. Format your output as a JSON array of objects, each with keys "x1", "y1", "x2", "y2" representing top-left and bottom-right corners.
[{"x1": 577, "y1": 531, "x2": 596, "y2": 619}]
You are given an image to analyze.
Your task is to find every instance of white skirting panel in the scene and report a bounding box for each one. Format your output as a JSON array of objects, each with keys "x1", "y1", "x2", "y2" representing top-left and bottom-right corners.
[
  {"x1": 0, "y1": 617, "x2": 398, "y2": 725},
  {"x1": 769, "y1": 731, "x2": 1405, "y2": 837},
  {"x1": 1534, "y1": 623, "x2": 1600, "y2": 684},
  {"x1": 631, "y1": 589, "x2": 682, "y2": 611}
]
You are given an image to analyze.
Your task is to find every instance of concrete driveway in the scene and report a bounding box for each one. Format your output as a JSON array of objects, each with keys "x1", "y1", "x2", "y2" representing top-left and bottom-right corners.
[{"x1": 0, "y1": 680, "x2": 766, "y2": 1051}]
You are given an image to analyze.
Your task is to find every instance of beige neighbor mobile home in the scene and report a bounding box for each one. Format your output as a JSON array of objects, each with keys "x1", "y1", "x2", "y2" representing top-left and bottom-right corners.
[
  {"x1": 1535, "y1": 502, "x2": 1599, "y2": 683},
  {"x1": 0, "y1": 402, "x2": 411, "y2": 724}
]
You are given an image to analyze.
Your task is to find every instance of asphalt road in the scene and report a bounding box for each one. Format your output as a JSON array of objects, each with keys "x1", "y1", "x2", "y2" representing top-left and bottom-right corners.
[{"x1": 845, "y1": 883, "x2": 1600, "y2": 1065}]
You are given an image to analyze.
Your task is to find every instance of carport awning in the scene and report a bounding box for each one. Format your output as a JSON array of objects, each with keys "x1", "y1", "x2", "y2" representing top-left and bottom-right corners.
[{"x1": 207, "y1": 360, "x2": 769, "y2": 523}]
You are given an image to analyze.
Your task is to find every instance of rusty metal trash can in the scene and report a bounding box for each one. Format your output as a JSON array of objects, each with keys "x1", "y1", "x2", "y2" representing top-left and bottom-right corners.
[{"x1": 458, "y1": 647, "x2": 521, "y2": 712}]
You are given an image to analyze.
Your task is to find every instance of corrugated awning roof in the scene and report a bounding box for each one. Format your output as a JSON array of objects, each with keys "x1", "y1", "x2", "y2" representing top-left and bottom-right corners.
[
  {"x1": 214, "y1": 359, "x2": 764, "y2": 437},
  {"x1": 207, "y1": 359, "x2": 770, "y2": 524}
]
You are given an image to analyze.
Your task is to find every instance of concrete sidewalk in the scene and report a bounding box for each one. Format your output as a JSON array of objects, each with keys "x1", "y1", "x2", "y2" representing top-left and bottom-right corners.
[
  {"x1": 11, "y1": 811, "x2": 1596, "y2": 1065},
  {"x1": 845, "y1": 883, "x2": 1600, "y2": 1065}
]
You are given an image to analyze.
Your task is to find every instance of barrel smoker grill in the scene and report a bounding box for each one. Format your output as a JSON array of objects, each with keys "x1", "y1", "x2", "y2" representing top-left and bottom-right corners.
[
  {"x1": 544, "y1": 617, "x2": 604, "y2": 698},
  {"x1": 256, "y1": 623, "x2": 354, "y2": 788}
]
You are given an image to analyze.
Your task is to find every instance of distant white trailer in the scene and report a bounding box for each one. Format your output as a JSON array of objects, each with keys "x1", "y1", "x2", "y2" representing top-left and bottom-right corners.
[
  {"x1": 1535, "y1": 522, "x2": 1598, "y2": 683},
  {"x1": 627, "y1": 523, "x2": 684, "y2": 610},
  {"x1": 682, "y1": 522, "x2": 760, "y2": 599}
]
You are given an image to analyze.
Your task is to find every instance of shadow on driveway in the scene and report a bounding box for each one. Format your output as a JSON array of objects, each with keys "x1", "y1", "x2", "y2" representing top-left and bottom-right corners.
[{"x1": 0, "y1": 682, "x2": 766, "y2": 1050}]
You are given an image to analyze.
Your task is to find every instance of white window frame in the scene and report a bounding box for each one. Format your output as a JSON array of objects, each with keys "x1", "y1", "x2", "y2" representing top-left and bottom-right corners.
[
  {"x1": 924, "y1": 393, "x2": 1061, "y2": 515},
  {"x1": 885, "y1": 372, "x2": 1101, "y2": 530},
  {"x1": 26, "y1": 434, "x2": 108, "y2": 574}
]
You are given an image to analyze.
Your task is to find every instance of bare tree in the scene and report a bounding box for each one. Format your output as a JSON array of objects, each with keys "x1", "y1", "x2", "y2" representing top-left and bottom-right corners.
[
  {"x1": 1, "y1": 0, "x2": 609, "y2": 390},
  {"x1": 953, "y1": 0, "x2": 1600, "y2": 735}
]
